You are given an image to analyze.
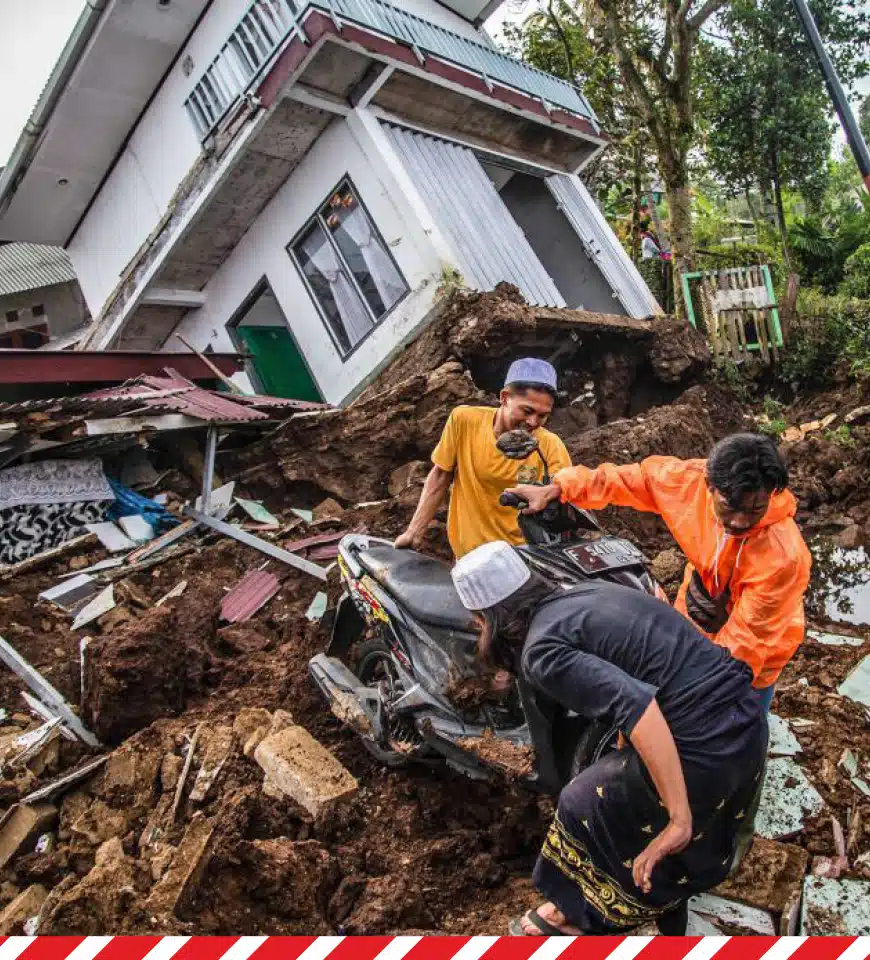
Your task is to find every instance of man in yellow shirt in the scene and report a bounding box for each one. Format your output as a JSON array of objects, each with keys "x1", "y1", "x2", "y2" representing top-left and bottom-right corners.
[{"x1": 395, "y1": 358, "x2": 571, "y2": 557}]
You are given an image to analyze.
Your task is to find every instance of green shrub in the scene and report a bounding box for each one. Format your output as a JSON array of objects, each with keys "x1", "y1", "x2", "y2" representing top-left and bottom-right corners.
[
  {"x1": 825, "y1": 424, "x2": 857, "y2": 447},
  {"x1": 843, "y1": 242, "x2": 870, "y2": 300},
  {"x1": 778, "y1": 290, "x2": 870, "y2": 390},
  {"x1": 759, "y1": 417, "x2": 787, "y2": 437}
]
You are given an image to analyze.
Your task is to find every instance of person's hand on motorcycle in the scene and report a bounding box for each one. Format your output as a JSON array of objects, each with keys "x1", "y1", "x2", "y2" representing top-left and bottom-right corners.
[
  {"x1": 504, "y1": 482, "x2": 561, "y2": 514},
  {"x1": 685, "y1": 570, "x2": 731, "y2": 633},
  {"x1": 394, "y1": 527, "x2": 425, "y2": 551},
  {"x1": 632, "y1": 817, "x2": 693, "y2": 894}
]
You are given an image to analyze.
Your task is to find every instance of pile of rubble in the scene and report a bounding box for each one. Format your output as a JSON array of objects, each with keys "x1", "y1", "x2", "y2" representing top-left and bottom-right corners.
[{"x1": 0, "y1": 286, "x2": 869, "y2": 936}]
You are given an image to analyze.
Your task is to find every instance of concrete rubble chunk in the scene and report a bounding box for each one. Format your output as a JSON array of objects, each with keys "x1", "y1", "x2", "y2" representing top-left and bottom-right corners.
[
  {"x1": 688, "y1": 892, "x2": 776, "y2": 935},
  {"x1": 161, "y1": 753, "x2": 184, "y2": 792},
  {"x1": 768, "y1": 714, "x2": 802, "y2": 756},
  {"x1": 232, "y1": 708, "x2": 272, "y2": 759},
  {"x1": 0, "y1": 802, "x2": 57, "y2": 870},
  {"x1": 0, "y1": 884, "x2": 48, "y2": 935},
  {"x1": 145, "y1": 812, "x2": 214, "y2": 917},
  {"x1": 838, "y1": 655, "x2": 870, "y2": 707},
  {"x1": 713, "y1": 836, "x2": 808, "y2": 914},
  {"x1": 801, "y1": 877, "x2": 870, "y2": 934},
  {"x1": 313, "y1": 498, "x2": 344, "y2": 521},
  {"x1": 756, "y1": 757, "x2": 825, "y2": 840},
  {"x1": 39, "y1": 836, "x2": 137, "y2": 935},
  {"x1": 69, "y1": 799, "x2": 127, "y2": 846},
  {"x1": 189, "y1": 725, "x2": 235, "y2": 803},
  {"x1": 254, "y1": 725, "x2": 358, "y2": 818}
]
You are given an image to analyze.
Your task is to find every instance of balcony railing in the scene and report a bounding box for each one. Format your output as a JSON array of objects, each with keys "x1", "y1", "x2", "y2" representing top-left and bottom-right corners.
[{"x1": 184, "y1": 0, "x2": 599, "y2": 141}]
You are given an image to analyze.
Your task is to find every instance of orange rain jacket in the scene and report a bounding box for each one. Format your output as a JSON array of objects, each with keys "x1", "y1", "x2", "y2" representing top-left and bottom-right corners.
[{"x1": 554, "y1": 457, "x2": 812, "y2": 688}]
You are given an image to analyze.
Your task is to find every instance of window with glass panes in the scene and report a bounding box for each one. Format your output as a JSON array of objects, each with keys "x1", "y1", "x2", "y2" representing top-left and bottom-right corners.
[{"x1": 289, "y1": 179, "x2": 408, "y2": 357}]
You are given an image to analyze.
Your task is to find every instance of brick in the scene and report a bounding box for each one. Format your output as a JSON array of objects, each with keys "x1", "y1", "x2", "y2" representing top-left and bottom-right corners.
[
  {"x1": 254, "y1": 725, "x2": 357, "y2": 818},
  {"x1": 0, "y1": 884, "x2": 47, "y2": 935},
  {"x1": 0, "y1": 803, "x2": 57, "y2": 870}
]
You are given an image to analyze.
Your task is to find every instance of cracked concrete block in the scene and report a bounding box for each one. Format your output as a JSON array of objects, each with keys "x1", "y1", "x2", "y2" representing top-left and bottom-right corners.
[
  {"x1": 756, "y1": 757, "x2": 824, "y2": 840},
  {"x1": 70, "y1": 800, "x2": 127, "y2": 846},
  {"x1": 254, "y1": 726, "x2": 357, "y2": 818},
  {"x1": 801, "y1": 877, "x2": 870, "y2": 934},
  {"x1": 0, "y1": 803, "x2": 57, "y2": 870},
  {"x1": 233, "y1": 708, "x2": 272, "y2": 756},
  {"x1": 145, "y1": 812, "x2": 214, "y2": 917},
  {"x1": 0, "y1": 884, "x2": 47, "y2": 935}
]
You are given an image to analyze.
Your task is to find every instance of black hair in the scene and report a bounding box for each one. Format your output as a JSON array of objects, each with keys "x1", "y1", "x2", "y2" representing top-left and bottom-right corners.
[
  {"x1": 477, "y1": 572, "x2": 560, "y2": 670},
  {"x1": 706, "y1": 433, "x2": 789, "y2": 509},
  {"x1": 506, "y1": 381, "x2": 557, "y2": 400}
]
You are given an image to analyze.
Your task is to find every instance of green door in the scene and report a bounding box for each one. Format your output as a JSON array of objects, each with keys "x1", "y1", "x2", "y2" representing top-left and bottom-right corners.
[{"x1": 236, "y1": 325, "x2": 323, "y2": 402}]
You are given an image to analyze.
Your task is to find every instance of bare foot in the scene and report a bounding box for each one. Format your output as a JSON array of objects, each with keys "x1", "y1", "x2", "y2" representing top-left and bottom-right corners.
[{"x1": 518, "y1": 902, "x2": 583, "y2": 936}]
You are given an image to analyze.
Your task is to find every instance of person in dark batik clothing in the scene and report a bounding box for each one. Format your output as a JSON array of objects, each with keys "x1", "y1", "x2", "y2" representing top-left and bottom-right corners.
[{"x1": 450, "y1": 541, "x2": 768, "y2": 936}]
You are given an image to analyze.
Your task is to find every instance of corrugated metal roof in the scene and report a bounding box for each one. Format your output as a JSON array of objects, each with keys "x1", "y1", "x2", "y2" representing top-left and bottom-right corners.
[
  {"x1": 220, "y1": 569, "x2": 281, "y2": 623},
  {"x1": 0, "y1": 244, "x2": 76, "y2": 297}
]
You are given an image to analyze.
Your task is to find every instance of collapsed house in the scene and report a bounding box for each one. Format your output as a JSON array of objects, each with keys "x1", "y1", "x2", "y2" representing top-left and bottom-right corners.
[
  {"x1": 0, "y1": 0, "x2": 658, "y2": 405},
  {"x1": 0, "y1": 288, "x2": 869, "y2": 936}
]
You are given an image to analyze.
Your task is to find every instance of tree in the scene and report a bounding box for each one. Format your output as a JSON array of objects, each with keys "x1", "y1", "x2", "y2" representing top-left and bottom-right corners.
[
  {"x1": 509, "y1": 0, "x2": 733, "y2": 300},
  {"x1": 861, "y1": 94, "x2": 870, "y2": 145},
  {"x1": 695, "y1": 0, "x2": 870, "y2": 262}
]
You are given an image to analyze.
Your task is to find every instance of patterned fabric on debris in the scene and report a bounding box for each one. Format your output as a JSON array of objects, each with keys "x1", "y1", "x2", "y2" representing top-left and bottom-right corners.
[
  {"x1": 0, "y1": 458, "x2": 114, "y2": 510},
  {"x1": 0, "y1": 501, "x2": 110, "y2": 564}
]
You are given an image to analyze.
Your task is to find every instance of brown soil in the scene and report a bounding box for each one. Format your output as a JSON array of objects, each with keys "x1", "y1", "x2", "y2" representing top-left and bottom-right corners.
[
  {"x1": 3, "y1": 286, "x2": 870, "y2": 935},
  {"x1": 456, "y1": 730, "x2": 535, "y2": 779}
]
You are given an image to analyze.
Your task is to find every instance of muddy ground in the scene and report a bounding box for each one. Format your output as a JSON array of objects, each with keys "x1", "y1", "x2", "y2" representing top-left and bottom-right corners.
[{"x1": 1, "y1": 287, "x2": 870, "y2": 935}]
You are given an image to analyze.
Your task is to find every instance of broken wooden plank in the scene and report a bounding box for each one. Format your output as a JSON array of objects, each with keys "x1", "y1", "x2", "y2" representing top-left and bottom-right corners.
[
  {"x1": 0, "y1": 635, "x2": 100, "y2": 748},
  {"x1": 0, "y1": 534, "x2": 98, "y2": 580},
  {"x1": 171, "y1": 724, "x2": 202, "y2": 822},
  {"x1": 21, "y1": 756, "x2": 108, "y2": 804},
  {"x1": 184, "y1": 508, "x2": 327, "y2": 582},
  {"x1": 156, "y1": 581, "x2": 188, "y2": 607}
]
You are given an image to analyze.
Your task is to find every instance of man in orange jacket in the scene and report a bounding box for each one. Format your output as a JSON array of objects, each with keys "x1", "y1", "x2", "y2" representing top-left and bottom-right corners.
[{"x1": 507, "y1": 433, "x2": 811, "y2": 711}]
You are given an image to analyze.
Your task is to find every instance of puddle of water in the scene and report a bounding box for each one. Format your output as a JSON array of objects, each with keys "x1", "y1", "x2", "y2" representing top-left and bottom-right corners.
[{"x1": 808, "y1": 537, "x2": 870, "y2": 626}]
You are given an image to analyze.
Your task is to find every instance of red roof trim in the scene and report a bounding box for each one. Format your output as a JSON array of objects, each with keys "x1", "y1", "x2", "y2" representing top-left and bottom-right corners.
[{"x1": 0, "y1": 351, "x2": 244, "y2": 385}]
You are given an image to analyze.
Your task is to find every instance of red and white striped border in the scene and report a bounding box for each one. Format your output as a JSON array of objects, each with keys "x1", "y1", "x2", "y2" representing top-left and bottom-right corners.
[{"x1": 0, "y1": 938, "x2": 869, "y2": 960}]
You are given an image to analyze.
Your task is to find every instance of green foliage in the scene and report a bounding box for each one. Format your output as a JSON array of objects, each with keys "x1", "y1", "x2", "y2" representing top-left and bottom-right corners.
[
  {"x1": 759, "y1": 417, "x2": 787, "y2": 437},
  {"x1": 779, "y1": 291, "x2": 870, "y2": 390},
  {"x1": 713, "y1": 358, "x2": 754, "y2": 404},
  {"x1": 762, "y1": 396, "x2": 784, "y2": 420},
  {"x1": 861, "y1": 95, "x2": 870, "y2": 145},
  {"x1": 843, "y1": 242, "x2": 870, "y2": 300},
  {"x1": 825, "y1": 424, "x2": 857, "y2": 447}
]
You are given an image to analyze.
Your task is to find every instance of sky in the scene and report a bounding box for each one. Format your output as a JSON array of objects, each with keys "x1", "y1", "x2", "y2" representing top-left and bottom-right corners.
[{"x1": 0, "y1": 0, "x2": 867, "y2": 167}]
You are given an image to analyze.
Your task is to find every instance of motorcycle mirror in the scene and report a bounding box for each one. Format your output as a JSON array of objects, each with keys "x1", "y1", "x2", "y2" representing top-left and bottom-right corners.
[{"x1": 497, "y1": 429, "x2": 540, "y2": 460}]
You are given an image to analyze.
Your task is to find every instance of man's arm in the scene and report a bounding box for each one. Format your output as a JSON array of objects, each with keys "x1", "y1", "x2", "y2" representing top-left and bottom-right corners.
[
  {"x1": 394, "y1": 465, "x2": 453, "y2": 550},
  {"x1": 506, "y1": 456, "x2": 687, "y2": 515}
]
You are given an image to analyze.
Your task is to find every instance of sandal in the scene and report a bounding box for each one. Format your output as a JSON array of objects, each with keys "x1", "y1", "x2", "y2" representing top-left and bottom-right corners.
[{"x1": 508, "y1": 906, "x2": 578, "y2": 936}]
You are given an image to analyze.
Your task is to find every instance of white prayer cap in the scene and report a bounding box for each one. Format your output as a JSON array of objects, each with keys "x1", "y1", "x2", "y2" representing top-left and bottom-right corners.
[{"x1": 451, "y1": 541, "x2": 531, "y2": 611}]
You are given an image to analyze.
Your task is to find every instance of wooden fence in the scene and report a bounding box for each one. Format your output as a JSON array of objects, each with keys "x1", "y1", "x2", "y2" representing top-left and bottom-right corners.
[{"x1": 680, "y1": 265, "x2": 784, "y2": 363}]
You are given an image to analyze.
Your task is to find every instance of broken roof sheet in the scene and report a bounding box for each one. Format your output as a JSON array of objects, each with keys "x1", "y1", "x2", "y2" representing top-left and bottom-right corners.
[
  {"x1": 84, "y1": 375, "x2": 325, "y2": 424},
  {"x1": 220, "y1": 569, "x2": 281, "y2": 623}
]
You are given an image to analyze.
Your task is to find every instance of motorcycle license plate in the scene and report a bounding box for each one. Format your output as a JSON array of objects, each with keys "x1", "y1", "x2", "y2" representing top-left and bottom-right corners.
[{"x1": 563, "y1": 539, "x2": 645, "y2": 574}]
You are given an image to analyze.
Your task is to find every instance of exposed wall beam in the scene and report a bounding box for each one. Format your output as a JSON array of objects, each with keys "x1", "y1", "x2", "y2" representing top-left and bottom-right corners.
[{"x1": 142, "y1": 287, "x2": 207, "y2": 308}]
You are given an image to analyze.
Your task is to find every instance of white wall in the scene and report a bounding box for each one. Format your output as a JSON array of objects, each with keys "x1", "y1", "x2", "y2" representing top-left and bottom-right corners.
[
  {"x1": 67, "y1": 0, "x2": 491, "y2": 316},
  {"x1": 173, "y1": 113, "x2": 448, "y2": 405}
]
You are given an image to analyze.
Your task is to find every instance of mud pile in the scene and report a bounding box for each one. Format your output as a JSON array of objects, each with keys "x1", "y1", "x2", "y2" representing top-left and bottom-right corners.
[{"x1": 3, "y1": 286, "x2": 870, "y2": 936}]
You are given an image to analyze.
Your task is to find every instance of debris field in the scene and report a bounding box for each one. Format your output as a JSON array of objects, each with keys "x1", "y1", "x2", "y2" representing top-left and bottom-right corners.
[{"x1": 1, "y1": 286, "x2": 870, "y2": 936}]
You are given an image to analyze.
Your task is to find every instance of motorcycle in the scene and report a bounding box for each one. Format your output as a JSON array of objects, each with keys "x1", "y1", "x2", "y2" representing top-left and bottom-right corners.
[{"x1": 309, "y1": 430, "x2": 663, "y2": 793}]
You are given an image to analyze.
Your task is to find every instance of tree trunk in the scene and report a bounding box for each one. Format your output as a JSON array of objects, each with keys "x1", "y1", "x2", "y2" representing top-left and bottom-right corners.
[
  {"x1": 744, "y1": 188, "x2": 759, "y2": 225},
  {"x1": 665, "y1": 180, "x2": 695, "y2": 318},
  {"x1": 770, "y1": 147, "x2": 793, "y2": 271},
  {"x1": 631, "y1": 136, "x2": 642, "y2": 263}
]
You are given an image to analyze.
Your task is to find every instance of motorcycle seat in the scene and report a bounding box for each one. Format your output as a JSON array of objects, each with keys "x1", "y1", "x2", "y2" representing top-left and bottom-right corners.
[{"x1": 357, "y1": 545, "x2": 477, "y2": 632}]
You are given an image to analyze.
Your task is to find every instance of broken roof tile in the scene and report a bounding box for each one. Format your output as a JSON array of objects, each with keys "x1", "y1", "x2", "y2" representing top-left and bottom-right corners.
[{"x1": 220, "y1": 570, "x2": 280, "y2": 624}]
